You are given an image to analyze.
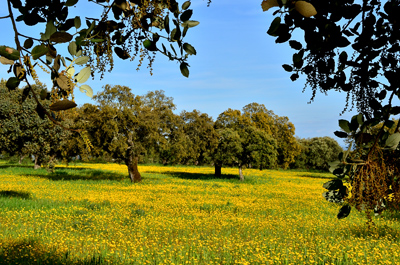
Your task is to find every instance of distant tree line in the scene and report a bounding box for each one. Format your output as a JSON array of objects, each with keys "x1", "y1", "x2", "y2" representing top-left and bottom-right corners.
[{"x1": 0, "y1": 81, "x2": 343, "y2": 181}]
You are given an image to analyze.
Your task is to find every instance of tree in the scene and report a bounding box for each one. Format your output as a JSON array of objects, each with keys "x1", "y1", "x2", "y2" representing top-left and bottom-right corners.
[
  {"x1": 0, "y1": 0, "x2": 200, "y2": 128},
  {"x1": 88, "y1": 85, "x2": 176, "y2": 182},
  {"x1": 262, "y1": 0, "x2": 400, "y2": 219},
  {"x1": 180, "y1": 110, "x2": 218, "y2": 165},
  {"x1": 0, "y1": 80, "x2": 71, "y2": 169},
  {"x1": 242, "y1": 103, "x2": 301, "y2": 168},
  {"x1": 214, "y1": 108, "x2": 278, "y2": 180},
  {"x1": 293, "y1": 137, "x2": 343, "y2": 171}
]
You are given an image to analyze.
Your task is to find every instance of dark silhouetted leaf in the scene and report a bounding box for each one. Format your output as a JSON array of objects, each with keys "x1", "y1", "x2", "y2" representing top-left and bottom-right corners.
[
  {"x1": 50, "y1": 32, "x2": 73, "y2": 43},
  {"x1": 183, "y1": 43, "x2": 196, "y2": 55},
  {"x1": 180, "y1": 62, "x2": 189, "y2": 77},
  {"x1": 114, "y1": 47, "x2": 130, "y2": 59},
  {"x1": 337, "y1": 205, "x2": 351, "y2": 219},
  {"x1": 49, "y1": 100, "x2": 77, "y2": 111},
  {"x1": 323, "y1": 179, "x2": 344, "y2": 190},
  {"x1": 334, "y1": 131, "x2": 348, "y2": 138}
]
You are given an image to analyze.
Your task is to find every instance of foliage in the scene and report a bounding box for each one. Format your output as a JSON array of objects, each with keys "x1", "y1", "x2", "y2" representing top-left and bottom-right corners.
[
  {"x1": 0, "y1": 0, "x2": 200, "y2": 127},
  {"x1": 242, "y1": 102, "x2": 301, "y2": 168},
  {"x1": 86, "y1": 85, "x2": 177, "y2": 182},
  {"x1": 179, "y1": 110, "x2": 219, "y2": 165},
  {"x1": 0, "y1": 80, "x2": 71, "y2": 169},
  {"x1": 293, "y1": 137, "x2": 343, "y2": 171},
  {"x1": 262, "y1": 0, "x2": 400, "y2": 219},
  {"x1": 214, "y1": 108, "x2": 278, "y2": 180}
]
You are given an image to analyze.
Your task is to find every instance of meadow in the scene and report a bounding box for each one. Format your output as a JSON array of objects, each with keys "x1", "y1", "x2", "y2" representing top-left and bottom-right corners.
[{"x1": 0, "y1": 161, "x2": 399, "y2": 265}]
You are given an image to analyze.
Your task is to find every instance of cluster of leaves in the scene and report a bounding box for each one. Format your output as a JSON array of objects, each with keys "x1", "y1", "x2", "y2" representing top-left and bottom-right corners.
[
  {"x1": 262, "y1": 0, "x2": 400, "y2": 220},
  {"x1": 0, "y1": 0, "x2": 200, "y2": 127}
]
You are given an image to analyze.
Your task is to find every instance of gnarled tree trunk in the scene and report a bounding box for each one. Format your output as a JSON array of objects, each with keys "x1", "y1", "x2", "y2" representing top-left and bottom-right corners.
[{"x1": 126, "y1": 155, "x2": 141, "y2": 183}]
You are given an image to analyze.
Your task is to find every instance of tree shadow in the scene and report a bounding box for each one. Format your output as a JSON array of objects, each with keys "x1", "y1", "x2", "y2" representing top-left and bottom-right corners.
[
  {"x1": 0, "y1": 190, "x2": 31, "y2": 199},
  {"x1": 25, "y1": 168, "x2": 126, "y2": 182},
  {"x1": 0, "y1": 239, "x2": 105, "y2": 264},
  {"x1": 146, "y1": 170, "x2": 238, "y2": 181},
  {"x1": 0, "y1": 164, "x2": 35, "y2": 169}
]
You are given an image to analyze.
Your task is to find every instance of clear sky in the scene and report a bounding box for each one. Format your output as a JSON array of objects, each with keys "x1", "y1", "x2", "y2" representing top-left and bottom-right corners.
[{"x1": 0, "y1": 0, "x2": 357, "y2": 145}]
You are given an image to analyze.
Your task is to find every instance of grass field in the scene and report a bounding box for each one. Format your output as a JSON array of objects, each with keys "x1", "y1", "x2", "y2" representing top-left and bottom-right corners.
[{"x1": 0, "y1": 161, "x2": 399, "y2": 264}]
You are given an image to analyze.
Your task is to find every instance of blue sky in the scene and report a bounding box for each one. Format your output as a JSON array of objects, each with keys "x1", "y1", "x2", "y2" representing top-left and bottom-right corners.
[{"x1": 0, "y1": 0, "x2": 357, "y2": 145}]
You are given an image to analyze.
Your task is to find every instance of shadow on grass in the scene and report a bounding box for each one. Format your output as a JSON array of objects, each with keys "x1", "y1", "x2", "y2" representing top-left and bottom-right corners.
[
  {"x1": 0, "y1": 239, "x2": 105, "y2": 265},
  {"x1": 348, "y1": 222, "x2": 400, "y2": 240},
  {"x1": 31, "y1": 169, "x2": 126, "y2": 182},
  {"x1": 146, "y1": 171, "x2": 239, "y2": 181},
  {"x1": 0, "y1": 190, "x2": 31, "y2": 199}
]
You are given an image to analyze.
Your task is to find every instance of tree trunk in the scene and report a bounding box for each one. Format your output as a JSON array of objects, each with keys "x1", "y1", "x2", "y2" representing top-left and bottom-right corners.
[
  {"x1": 19, "y1": 155, "x2": 26, "y2": 164},
  {"x1": 34, "y1": 156, "x2": 41, "y2": 169},
  {"x1": 239, "y1": 165, "x2": 244, "y2": 181},
  {"x1": 126, "y1": 155, "x2": 141, "y2": 183},
  {"x1": 215, "y1": 164, "x2": 222, "y2": 177}
]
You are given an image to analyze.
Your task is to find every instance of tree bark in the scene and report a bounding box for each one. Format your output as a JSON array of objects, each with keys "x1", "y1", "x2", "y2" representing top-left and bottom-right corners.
[
  {"x1": 239, "y1": 165, "x2": 244, "y2": 181},
  {"x1": 215, "y1": 164, "x2": 222, "y2": 177},
  {"x1": 19, "y1": 155, "x2": 26, "y2": 164},
  {"x1": 34, "y1": 156, "x2": 41, "y2": 169},
  {"x1": 126, "y1": 155, "x2": 141, "y2": 183}
]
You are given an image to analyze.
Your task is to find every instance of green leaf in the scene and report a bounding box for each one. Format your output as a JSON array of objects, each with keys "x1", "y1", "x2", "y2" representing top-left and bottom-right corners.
[
  {"x1": 182, "y1": 1, "x2": 191, "y2": 10},
  {"x1": 385, "y1": 133, "x2": 400, "y2": 149},
  {"x1": 75, "y1": 56, "x2": 89, "y2": 65},
  {"x1": 31, "y1": 44, "x2": 49, "y2": 60},
  {"x1": 181, "y1": 20, "x2": 200, "y2": 28},
  {"x1": 75, "y1": 66, "x2": 91, "y2": 83},
  {"x1": 164, "y1": 15, "x2": 170, "y2": 34},
  {"x1": 50, "y1": 32, "x2": 73, "y2": 43},
  {"x1": 180, "y1": 62, "x2": 189, "y2": 78},
  {"x1": 65, "y1": 0, "x2": 79, "y2": 6},
  {"x1": 74, "y1": 16, "x2": 81, "y2": 29},
  {"x1": 23, "y1": 38, "x2": 34, "y2": 49},
  {"x1": 0, "y1": 46, "x2": 20, "y2": 61},
  {"x1": 334, "y1": 131, "x2": 348, "y2": 138},
  {"x1": 289, "y1": 40, "x2": 302, "y2": 50},
  {"x1": 338, "y1": 119, "x2": 351, "y2": 133},
  {"x1": 79, "y1": 84, "x2": 93, "y2": 98},
  {"x1": 143, "y1": 40, "x2": 152, "y2": 49},
  {"x1": 183, "y1": 43, "x2": 196, "y2": 55},
  {"x1": 68, "y1": 41, "x2": 77, "y2": 56},
  {"x1": 267, "y1": 17, "x2": 281, "y2": 36},
  {"x1": 337, "y1": 205, "x2": 351, "y2": 219},
  {"x1": 44, "y1": 21, "x2": 57, "y2": 41},
  {"x1": 282, "y1": 64, "x2": 292, "y2": 72},
  {"x1": 49, "y1": 100, "x2": 77, "y2": 111},
  {"x1": 6, "y1": 77, "x2": 20, "y2": 90}
]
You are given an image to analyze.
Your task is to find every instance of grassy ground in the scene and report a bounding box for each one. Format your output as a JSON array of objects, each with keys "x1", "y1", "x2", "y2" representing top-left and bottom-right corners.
[{"x1": 0, "y1": 161, "x2": 399, "y2": 264}]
